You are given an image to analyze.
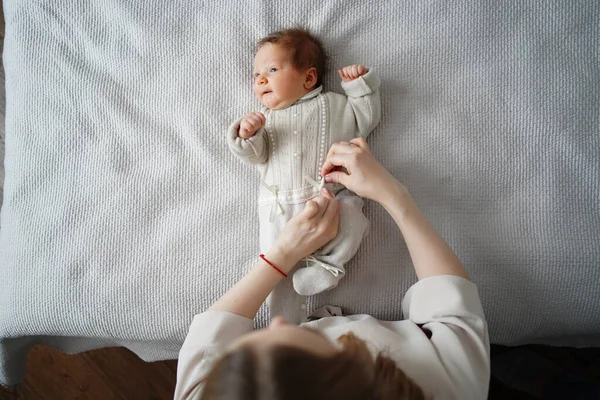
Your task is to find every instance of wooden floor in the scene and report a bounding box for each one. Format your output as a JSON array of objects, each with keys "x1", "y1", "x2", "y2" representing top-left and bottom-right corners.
[{"x1": 0, "y1": 346, "x2": 178, "y2": 399}]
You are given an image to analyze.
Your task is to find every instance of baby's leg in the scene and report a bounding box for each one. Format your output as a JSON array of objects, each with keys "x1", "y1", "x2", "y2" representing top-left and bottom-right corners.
[
  {"x1": 258, "y1": 203, "x2": 308, "y2": 324},
  {"x1": 292, "y1": 189, "x2": 369, "y2": 296}
]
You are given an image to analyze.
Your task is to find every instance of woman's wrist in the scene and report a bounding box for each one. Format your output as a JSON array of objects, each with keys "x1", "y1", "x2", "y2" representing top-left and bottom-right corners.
[
  {"x1": 378, "y1": 180, "x2": 414, "y2": 222},
  {"x1": 377, "y1": 178, "x2": 408, "y2": 207},
  {"x1": 264, "y1": 246, "x2": 299, "y2": 275}
]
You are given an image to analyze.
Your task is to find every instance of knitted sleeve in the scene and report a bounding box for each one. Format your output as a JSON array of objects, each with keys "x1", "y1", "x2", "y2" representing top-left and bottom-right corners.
[
  {"x1": 340, "y1": 69, "x2": 382, "y2": 138},
  {"x1": 226, "y1": 117, "x2": 269, "y2": 165}
]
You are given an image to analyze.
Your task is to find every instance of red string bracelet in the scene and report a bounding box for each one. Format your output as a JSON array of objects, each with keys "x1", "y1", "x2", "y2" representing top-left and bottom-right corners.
[{"x1": 259, "y1": 254, "x2": 287, "y2": 278}]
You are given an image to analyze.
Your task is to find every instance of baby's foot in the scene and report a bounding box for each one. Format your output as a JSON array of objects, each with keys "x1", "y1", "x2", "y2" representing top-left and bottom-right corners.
[{"x1": 292, "y1": 264, "x2": 343, "y2": 296}]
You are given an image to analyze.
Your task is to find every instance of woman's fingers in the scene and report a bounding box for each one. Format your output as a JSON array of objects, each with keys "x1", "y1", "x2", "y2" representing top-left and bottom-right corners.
[
  {"x1": 320, "y1": 159, "x2": 340, "y2": 177},
  {"x1": 320, "y1": 142, "x2": 359, "y2": 175},
  {"x1": 321, "y1": 139, "x2": 372, "y2": 175},
  {"x1": 329, "y1": 141, "x2": 360, "y2": 155},
  {"x1": 323, "y1": 170, "x2": 348, "y2": 184},
  {"x1": 274, "y1": 189, "x2": 339, "y2": 263},
  {"x1": 309, "y1": 195, "x2": 330, "y2": 220},
  {"x1": 311, "y1": 189, "x2": 339, "y2": 239},
  {"x1": 321, "y1": 186, "x2": 334, "y2": 199},
  {"x1": 324, "y1": 201, "x2": 340, "y2": 239},
  {"x1": 321, "y1": 158, "x2": 336, "y2": 177},
  {"x1": 349, "y1": 137, "x2": 369, "y2": 150},
  {"x1": 321, "y1": 154, "x2": 350, "y2": 176},
  {"x1": 305, "y1": 188, "x2": 337, "y2": 221},
  {"x1": 321, "y1": 188, "x2": 338, "y2": 217},
  {"x1": 321, "y1": 188, "x2": 340, "y2": 239},
  {"x1": 302, "y1": 200, "x2": 319, "y2": 220},
  {"x1": 321, "y1": 153, "x2": 353, "y2": 177}
]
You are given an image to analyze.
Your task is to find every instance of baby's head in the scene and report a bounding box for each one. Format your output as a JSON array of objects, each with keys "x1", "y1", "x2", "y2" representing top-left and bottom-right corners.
[{"x1": 254, "y1": 28, "x2": 326, "y2": 110}]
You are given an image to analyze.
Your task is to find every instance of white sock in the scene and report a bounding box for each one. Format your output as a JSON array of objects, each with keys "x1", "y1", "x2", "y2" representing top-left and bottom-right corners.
[{"x1": 292, "y1": 261, "x2": 344, "y2": 296}]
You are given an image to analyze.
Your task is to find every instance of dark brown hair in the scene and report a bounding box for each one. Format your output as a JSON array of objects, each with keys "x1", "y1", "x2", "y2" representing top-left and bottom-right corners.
[
  {"x1": 257, "y1": 27, "x2": 327, "y2": 87},
  {"x1": 201, "y1": 332, "x2": 428, "y2": 400}
]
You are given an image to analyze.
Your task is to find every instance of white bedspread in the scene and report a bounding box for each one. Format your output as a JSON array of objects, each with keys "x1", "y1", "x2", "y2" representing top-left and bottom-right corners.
[{"x1": 1, "y1": 0, "x2": 599, "y2": 387}]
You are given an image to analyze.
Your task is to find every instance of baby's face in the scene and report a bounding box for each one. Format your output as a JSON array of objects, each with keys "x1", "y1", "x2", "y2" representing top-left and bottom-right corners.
[{"x1": 253, "y1": 43, "x2": 311, "y2": 110}]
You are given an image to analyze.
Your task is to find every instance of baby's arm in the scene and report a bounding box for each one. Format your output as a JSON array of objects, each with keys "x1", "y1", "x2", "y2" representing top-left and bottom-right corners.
[
  {"x1": 339, "y1": 65, "x2": 381, "y2": 139},
  {"x1": 226, "y1": 112, "x2": 269, "y2": 165}
]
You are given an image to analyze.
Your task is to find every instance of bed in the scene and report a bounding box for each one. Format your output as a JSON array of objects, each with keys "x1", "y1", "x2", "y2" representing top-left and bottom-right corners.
[{"x1": 1, "y1": 0, "x2": 599, "y2": 387}]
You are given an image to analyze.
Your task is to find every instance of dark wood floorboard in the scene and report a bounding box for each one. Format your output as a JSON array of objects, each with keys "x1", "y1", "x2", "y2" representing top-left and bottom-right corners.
[{"x1": 0, "y1": 346, "x2": 178, "y2": 400}]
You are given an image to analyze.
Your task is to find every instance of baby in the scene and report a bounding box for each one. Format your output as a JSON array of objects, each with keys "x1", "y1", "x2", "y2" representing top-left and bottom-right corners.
[{"x1": 227, "y1": 28, "x2": 380, "y2": 304}]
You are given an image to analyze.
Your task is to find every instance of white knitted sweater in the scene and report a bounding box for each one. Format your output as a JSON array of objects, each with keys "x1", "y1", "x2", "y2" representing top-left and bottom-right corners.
[{"x1": 227, "y1": 70, "x2": 381, "y2": 208}]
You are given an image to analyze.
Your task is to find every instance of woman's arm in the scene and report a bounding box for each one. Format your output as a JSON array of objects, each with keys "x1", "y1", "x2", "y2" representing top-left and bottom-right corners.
[
  {"x1": 321, "y1": 138, "x2": 469, "y2": 281},
  {"x1": 379, "y1": 181, "x2": 469, "y2": 280},
  {"x1": 208, "y1": 187, "x2": 340, "y2": 318},
  {"x1": 207, "y1": 248, "x2": 291, "y2": 318}
]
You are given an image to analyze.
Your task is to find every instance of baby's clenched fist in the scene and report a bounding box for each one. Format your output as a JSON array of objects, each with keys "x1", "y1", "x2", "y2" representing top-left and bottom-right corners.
[
  {"x1": 239, "y1": 112, "x2": 266, "y2": 139},
  {"x1": 338, "y1": 64, "x2": 368, "y2": 82}
]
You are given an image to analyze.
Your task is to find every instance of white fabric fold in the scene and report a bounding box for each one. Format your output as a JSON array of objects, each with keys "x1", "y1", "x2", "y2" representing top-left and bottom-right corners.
[{"x1": 260, "y1": 180, "x2": 284, "y2": 223}]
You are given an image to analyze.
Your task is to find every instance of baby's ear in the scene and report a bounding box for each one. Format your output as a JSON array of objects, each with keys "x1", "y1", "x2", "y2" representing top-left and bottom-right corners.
[{"x1": 304, "y1": 67, "x2": 318, "y2": 90}]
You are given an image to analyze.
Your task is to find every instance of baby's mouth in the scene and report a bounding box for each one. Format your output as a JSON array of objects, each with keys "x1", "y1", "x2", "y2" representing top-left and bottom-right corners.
[{"x1": 263, "y1": 90, "x2": 272, "y2": 95}]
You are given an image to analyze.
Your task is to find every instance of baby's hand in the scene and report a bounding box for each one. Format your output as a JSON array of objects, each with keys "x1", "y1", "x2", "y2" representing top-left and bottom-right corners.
[
  {"x1": 239, "y1": 112, "x2": 266, "y2": 139},
  {"x1": 338, "y1": 64, "x2": 368, "y2": 82}
]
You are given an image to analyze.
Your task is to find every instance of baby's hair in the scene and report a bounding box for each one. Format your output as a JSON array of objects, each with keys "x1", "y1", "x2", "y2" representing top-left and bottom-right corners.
[{"x1": 257, "y1": 27, "x2": 327, "y2": 87}]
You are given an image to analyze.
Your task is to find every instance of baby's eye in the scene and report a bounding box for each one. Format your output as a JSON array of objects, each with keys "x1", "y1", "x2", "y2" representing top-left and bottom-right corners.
[{"x1": 269, "y1": 68, "x2": 277, "y2": 73}]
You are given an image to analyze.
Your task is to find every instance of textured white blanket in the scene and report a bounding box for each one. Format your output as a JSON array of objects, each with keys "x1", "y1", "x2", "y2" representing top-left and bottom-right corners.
[{"x1": 1, "y1": 0, "x2": 599, "y2": 387}]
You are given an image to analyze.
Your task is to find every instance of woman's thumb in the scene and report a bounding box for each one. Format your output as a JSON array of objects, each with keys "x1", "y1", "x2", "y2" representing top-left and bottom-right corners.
[
  {"x1": 302, "y1": 200, "x2": 319, "y2": 219},
  {"x1": 323, "y1": 171, "x2": 347, "y2": 185}
]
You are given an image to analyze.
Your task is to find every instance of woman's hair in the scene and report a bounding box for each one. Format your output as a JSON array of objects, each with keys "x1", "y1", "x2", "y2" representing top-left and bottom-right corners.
[
  {"x1": 201, "y1": 332, "x2": 427, "y2": 400},
  {"x1": 257, "y1": 27, "x2": 327, "y2": 87}
]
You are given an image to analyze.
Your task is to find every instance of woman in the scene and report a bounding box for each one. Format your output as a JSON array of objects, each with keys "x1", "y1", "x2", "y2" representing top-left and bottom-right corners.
[{"x1": 174, "y1": 138, "x2": 490, "y2": 400}]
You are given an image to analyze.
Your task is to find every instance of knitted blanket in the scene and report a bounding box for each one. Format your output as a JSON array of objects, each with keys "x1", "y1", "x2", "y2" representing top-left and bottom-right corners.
[{"x1": 1, "y1": 0, "x2": 598, "y2": 387}]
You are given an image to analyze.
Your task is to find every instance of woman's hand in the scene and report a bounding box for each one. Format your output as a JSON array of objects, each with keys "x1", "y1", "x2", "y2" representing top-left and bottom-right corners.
[
  {"x1": 208, "y1": 188, "x2": 339, "y2": 319},
  {"x1": 321, "y1": 138, "x2": 401, "y2": 205},
  {"x1": 320, "y1": 139, "x2": 470, "y2": 282},
  {"x1": 270, "y1": 187, "x2": 340, "y2": 271}
]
